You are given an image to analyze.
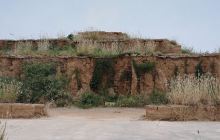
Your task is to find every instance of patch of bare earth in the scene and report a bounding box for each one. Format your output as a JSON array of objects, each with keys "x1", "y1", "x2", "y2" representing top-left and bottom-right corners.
[
  {"x1": 2, "y1": 107, "x2": 220, "y2": 140},
  {"x1": 48, "y1": 107, "x2": 145, "y2": 120}
]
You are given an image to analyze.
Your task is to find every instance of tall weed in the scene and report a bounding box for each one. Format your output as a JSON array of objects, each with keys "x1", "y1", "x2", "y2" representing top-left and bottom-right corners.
[
  {"x1": 0, "y1": 77, "x2": 22, "y2": 103},
  {"x1": 167, "y1": 74, "x2": 220, "y2": 105}
]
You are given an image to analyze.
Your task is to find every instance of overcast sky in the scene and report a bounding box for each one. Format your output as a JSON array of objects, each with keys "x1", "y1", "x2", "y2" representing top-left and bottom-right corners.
[{"x1": 0, "y1": 0, "x2": 220, "y2": 52}]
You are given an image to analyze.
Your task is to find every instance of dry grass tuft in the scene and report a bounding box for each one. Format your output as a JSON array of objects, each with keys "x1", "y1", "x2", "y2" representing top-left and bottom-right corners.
[
  {"x1": 15, "y1": 41, "x2": 34, "y2": 55},
  {"x1": 37, "y1": 39, "x2": 50, "y2": 51},
  {"x1": 0, "y1": 78, "x2": 22, "y2": 103},
  {"x1": 167, "y1": 74, "x2": 220, "y2": 106},
  {"x1": 74, "y1": 31, "x2": 129, "y2": 41}
]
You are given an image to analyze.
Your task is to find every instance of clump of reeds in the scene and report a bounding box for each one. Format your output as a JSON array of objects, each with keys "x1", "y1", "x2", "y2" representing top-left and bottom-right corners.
[
  {"x1": 167, "y1": 74, "x2": 220, "y2": 105},
  {"x1": 0, "y1": 78, "x2": 22, "y2": 103},
  {"x1": 37, "y1": 39, "x2": 50, "y2": 51},
  {"x1": 15, "y1": 41, "x2": 34, "y2": 55}
]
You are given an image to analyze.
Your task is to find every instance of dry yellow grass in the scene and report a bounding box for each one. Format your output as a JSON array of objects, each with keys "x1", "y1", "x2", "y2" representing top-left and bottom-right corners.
[
  {"x1": 0, "y1": 78, "x2": 22, "y2": 103},
  {"x1": 167, "y1": 74, "x2": 220, "y2": 105}
]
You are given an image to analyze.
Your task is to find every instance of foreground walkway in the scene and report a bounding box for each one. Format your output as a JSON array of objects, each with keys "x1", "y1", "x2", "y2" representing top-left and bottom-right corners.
[{"x1": 3, "y1": 107, "x2": 220, "y2": 140}]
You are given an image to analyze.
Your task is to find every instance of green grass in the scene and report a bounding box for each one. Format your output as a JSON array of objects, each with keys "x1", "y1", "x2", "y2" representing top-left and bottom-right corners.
[
  {"x1": 132, "y1": 60, "x2": 155, "y2": 78},
  {"x1": 115, "y1": 95, "x2": 148, "y2": 107},
  {"x1": 149, "y1": 90, "x2": 168, "y2": 105},
  {"x1": 75, "y1": 92, "x2": 104, "y2": 108}
]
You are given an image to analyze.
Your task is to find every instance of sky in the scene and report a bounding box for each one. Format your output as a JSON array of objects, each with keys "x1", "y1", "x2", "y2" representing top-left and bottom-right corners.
[{"x1": 0, "y1": 0, "x2": 220, "y2": 52}]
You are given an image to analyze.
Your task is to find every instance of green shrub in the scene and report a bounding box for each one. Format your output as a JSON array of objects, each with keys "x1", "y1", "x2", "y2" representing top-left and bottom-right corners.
[
  {"x1": 75, "y1": 92, "x2": 104, "y2": 108},
  {"x1": 132, "y1": 60, "x2": 155, "y2": 79},
  {"x1": 173, "y1": 66, "x2": 179, "y2": 77},
  {"x1": 149, "y1": 90, "x2": 168, "y2": 105},
  {"x1": 0, "y1": 77, "x2": 22, "y2": 103},
  {"x1": 132, "y1": 60, "x2": 155, "y2": 93},
  {"x1": 116, "y1": 95, "x2": 147, "y2": 107},
  {"x1": 195, "y1": 61, "x2": 204, "y2": 78},
  {"x1": 90, "y1": 59, "x2": 115, "y2": 91},
  {"x1": 18, "y1": 62, "x2": 69, "y2": 104},
  {"x1": 67, "y1": 34, "x2": 74, "y2": 40},
  {"x1": 54, "y1": 91, "x2": 74, "y2": 107},
  {"x1": 181, "y1": 47, "x2": 193, "y2": 54},
  {"x1": 0, "y1": 45, "x2": 11, "y2": 55},
  {"x1": 98, "y1": 88, "x2": 118, "y2": 102}
]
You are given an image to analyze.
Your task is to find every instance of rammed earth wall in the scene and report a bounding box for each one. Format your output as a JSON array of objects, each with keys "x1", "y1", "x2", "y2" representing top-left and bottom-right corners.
[{"x1": 0, "y1": 54, "x2": 219, "y2": 96}]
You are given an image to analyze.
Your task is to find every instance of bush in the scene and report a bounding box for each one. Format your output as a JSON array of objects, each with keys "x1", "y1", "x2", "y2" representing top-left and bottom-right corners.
[
  {"x1": 132, "y1": 60, "x2": 155, "y2": 79},
  {"x1": 0, "y1": 77, "x2": 22, "y2": 103},
  {"x1": 18, "y1": 62, "x2": 69, "y2": 104},
  {"x1": 75, "y1": 92, "x2": 104, "y2": 108},
  {"x1": 90, "y1": 59, "x2": 115, "y2": 91},
  {"x1": 116, "y1": 95, "x2": 147, "y2": 107},
  {"x1": 149, "y1": 90, "x2": 168, "y2": 105},
  {"x1": 181, "y1": 47, "x2": 194, "y2": 54},
  {"x1": 54, "y1": 91, "x2": 74, "y2": 107},
  {"x1": 195, "y1": 61, "x2": 204, "y2": 78},
  {"x1": 67, "y1": 34, "x2": 74, "y2": 40}
]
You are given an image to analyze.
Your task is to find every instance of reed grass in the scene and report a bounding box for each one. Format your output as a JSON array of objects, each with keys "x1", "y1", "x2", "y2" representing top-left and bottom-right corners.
[
  {"x1": 167, "y1": 74, "x2": 220, "y2": 105},
  {"x1": 0, "y1": 78, "x2": 22, "y2": 103}
]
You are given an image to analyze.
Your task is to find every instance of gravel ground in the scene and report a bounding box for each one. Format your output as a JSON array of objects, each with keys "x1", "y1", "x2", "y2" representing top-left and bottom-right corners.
[{"x1": 2, "y1": 107, "x2": 220, "y2": 140}]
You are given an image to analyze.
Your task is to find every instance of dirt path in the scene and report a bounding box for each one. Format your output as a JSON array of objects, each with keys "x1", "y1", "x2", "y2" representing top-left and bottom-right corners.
[
  {"x1": 48, "y1": 107, "x2": 145, "y2": 120},
  {"x1": 2, "y1": 107, "x2": 220, "y2": 140}
]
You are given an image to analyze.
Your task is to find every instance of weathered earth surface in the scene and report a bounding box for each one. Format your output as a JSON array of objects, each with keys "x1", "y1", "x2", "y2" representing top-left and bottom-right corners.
[
  {"x1": 0, "y1": 54, "x2": 219, "y2": 95},
  {"x1": 2, "y1": 107, "x2": 220, "y2": 140}
]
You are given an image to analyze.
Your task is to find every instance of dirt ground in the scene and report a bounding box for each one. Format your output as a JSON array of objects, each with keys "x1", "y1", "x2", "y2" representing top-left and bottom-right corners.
[{"x1": 2, "y1": 107, "x2": 220, "y2": 140}]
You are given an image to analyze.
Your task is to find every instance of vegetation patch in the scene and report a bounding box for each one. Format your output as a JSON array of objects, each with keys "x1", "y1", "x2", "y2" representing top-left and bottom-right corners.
[
  {"x1": 90, "y1": 59, "x2": 115, "y2": 91},
  {"x1": 0, "y1": 77, "x2": 22, "y2": 103},
  {"x1": 181, "y1": 47, "x2": 194, "y2": 54},
  {"x1": 195, "y1": 61, "x2": 204, "y2": 78},
  {"x1": 184, "y1": 60, "x2": 188, "y2": 74},
  {"x1": 18, "y1": 62, "x2": 71, "y2": 106},
  {"x1": 48, "y1": 45, "x2": 76, "y2": 56},
  {"x1": 173, "y1": 66, "x2": 179, "y2": 77},
  {"x1": 149, "y1": 90, "x2": 168, "y2": 105},
  {"x1": 132, "y1": 60, "x2": 155, "y2": 79},
  {"x1": 132, "y1": 60, "x2": 155, "y2": 93},
  {"x1": 115, "y1": 95, "x2": 148, "y2": 107},
  {"x1": 75, "y1": 92, "x2": 104, "y2": 108},
  {"x1": 54, "y1": 91, "x2": 74, "y2": 107},
  {"x1": 67, "y1": 34, "x2": 74, "y2": 40},
  {"x1": 167, "y1": 74, "x2": 220, "y2": 106}
]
